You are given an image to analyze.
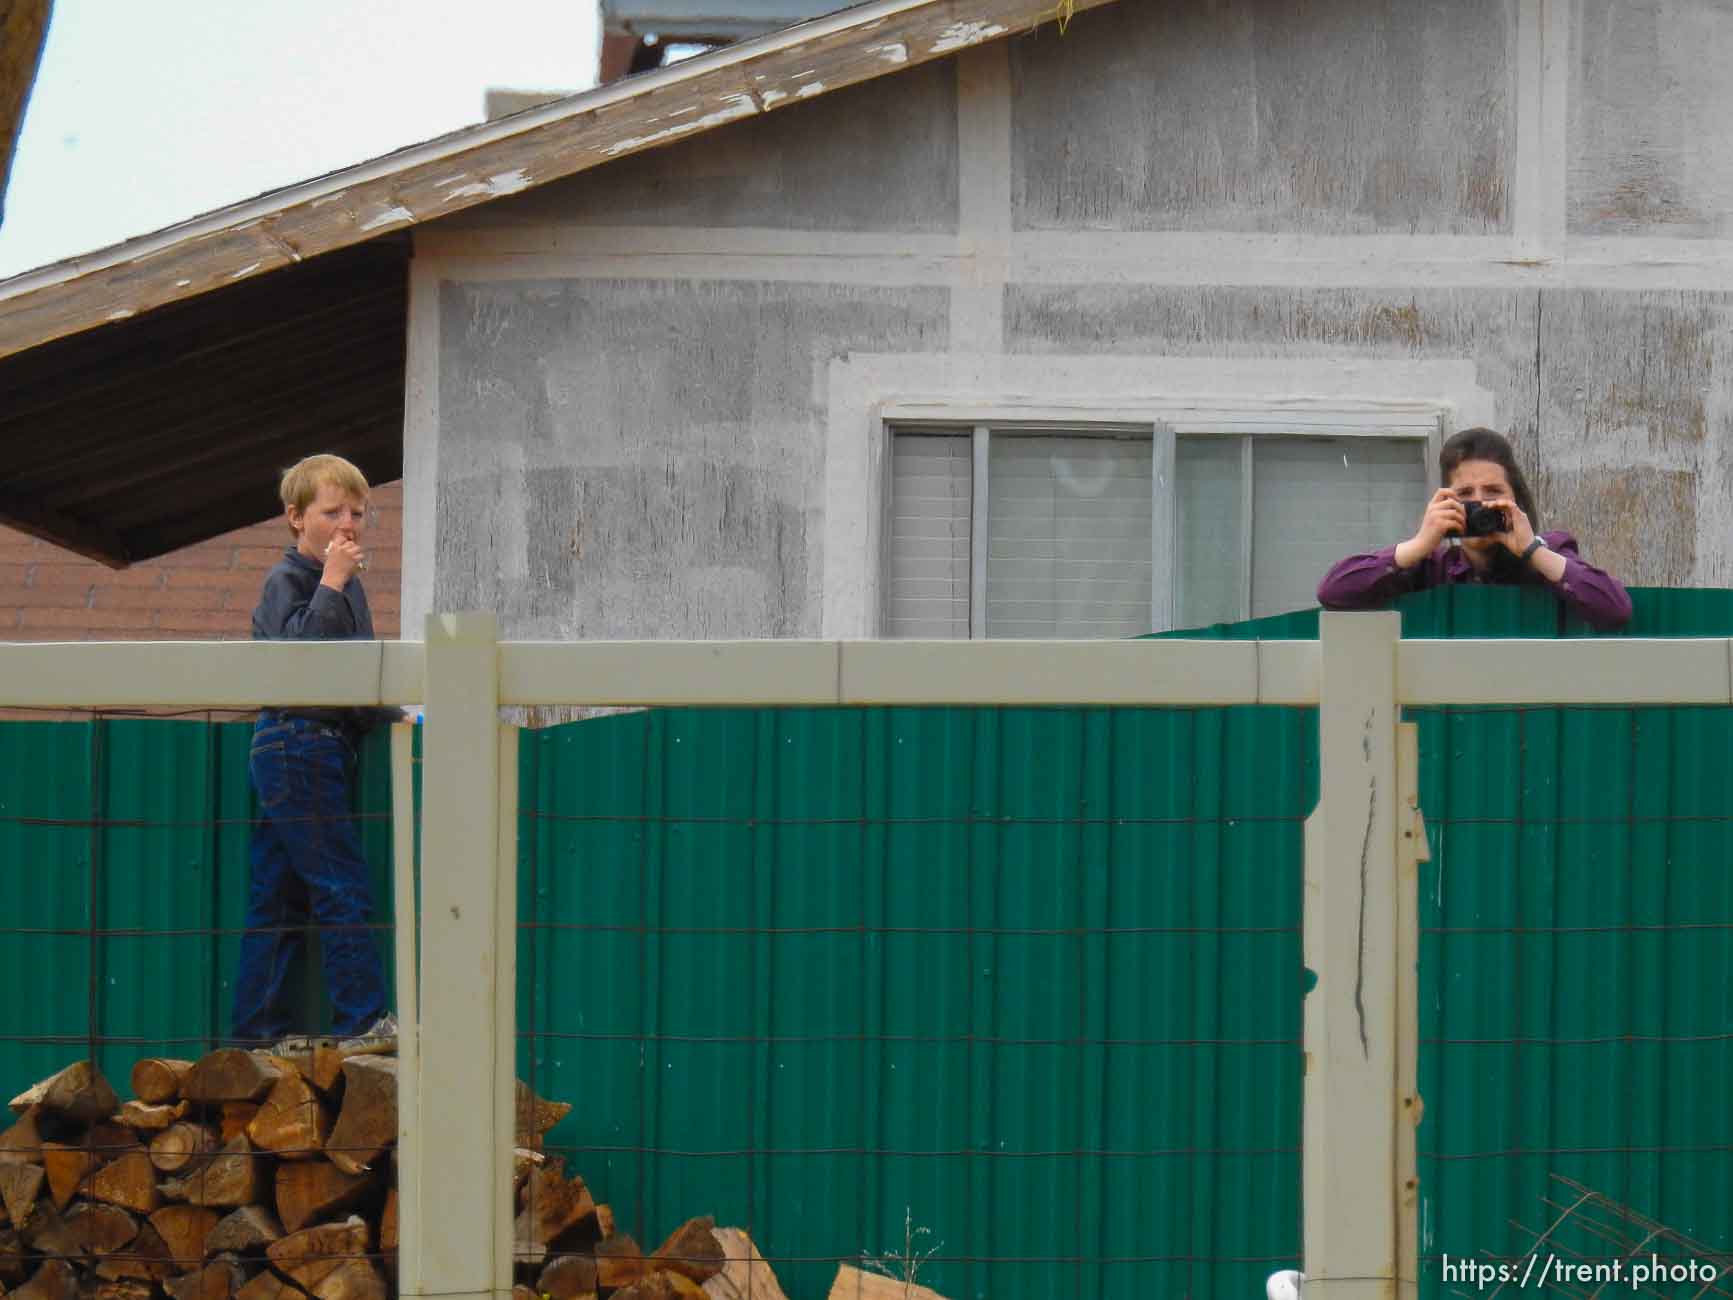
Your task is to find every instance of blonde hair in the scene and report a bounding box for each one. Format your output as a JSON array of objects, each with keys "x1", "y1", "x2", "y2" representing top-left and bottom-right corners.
[{"x1": 279, "y1": 454, "x2": 369, "y2": 533}]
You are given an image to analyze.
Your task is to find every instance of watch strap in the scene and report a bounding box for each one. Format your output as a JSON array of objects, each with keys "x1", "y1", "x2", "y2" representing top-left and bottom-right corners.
[{"x1": 1520, "y1": 537, "x2": 1545, "y2": 565}]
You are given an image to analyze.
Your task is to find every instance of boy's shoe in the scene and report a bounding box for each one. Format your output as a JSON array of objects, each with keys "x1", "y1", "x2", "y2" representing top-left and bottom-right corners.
[
  {"x1": 269, "y1": 1033, "x2": 336, "y2": 1056},
  {"x1": 337, "y1": 1014, "x2": 399, "y2": 1056}
]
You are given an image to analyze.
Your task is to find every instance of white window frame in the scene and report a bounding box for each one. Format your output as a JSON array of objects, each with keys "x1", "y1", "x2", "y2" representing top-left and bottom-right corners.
[
  {"x1": 822, "y1": 355, "x2": 1500, "y2": 639},
  {"x1": 885, "y1": 418, "x2": 1440, "y2": 637}
]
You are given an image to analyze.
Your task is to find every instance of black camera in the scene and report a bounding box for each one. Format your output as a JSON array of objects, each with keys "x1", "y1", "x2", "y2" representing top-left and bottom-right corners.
[{"x1": 1460, "y1": 501, "x2": 1507, "y2": 537}]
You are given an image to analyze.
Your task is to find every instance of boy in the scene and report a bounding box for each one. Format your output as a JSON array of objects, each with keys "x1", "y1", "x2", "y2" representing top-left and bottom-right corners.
[{"x1": 233, "y1": 453, "x2": 398, "y2": 1055}]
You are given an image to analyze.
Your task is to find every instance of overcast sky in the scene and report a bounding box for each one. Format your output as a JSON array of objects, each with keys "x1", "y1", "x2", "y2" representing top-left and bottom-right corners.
[{"x1": 0, "y1": 1, "x2": 600, "y2": 279}]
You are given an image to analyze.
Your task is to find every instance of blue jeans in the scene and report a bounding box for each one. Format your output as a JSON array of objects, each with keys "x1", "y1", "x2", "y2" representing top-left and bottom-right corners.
[{"x1": 232, "y1": 714, "x2": 386, "y2": 1042}]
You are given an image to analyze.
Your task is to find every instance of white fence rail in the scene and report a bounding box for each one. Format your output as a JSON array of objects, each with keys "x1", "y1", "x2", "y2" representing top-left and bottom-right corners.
[{"x1": 4, "y1": 610, "x2": 1727, "y2": 1300}]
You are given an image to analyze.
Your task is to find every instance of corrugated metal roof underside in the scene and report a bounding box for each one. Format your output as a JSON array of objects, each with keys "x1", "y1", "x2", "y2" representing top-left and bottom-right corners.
[
  {"x1": 0, "y1": 240, "x2": 407, "y2": 566},
  {"x1": 519, "y1": 704, "x2": 1312, "y2": 1300}
]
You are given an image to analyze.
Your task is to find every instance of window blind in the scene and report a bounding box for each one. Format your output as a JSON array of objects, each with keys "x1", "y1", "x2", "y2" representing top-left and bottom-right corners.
[
  {"x1": 1251, "y1": 437, "x2": 1430, "y2": 618},
  {"x1": 985, "y1": 434, "x2": 1153, "y2": 639},
  {"x1": 886, "y1": 433, "x2": 972, "y2": 638},
  {"x1": 1175, "y1": 436, "x2": 1245, "y2": 630}
]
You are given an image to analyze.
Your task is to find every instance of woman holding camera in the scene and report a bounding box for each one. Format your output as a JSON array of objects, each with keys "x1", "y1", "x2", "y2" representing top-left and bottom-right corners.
[{"x1": 1317, "y1": 428, "x2": 1632, "y2": 629}]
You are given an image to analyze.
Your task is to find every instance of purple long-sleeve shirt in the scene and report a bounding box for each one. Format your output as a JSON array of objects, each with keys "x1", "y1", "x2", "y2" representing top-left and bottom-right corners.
[{"x1": 1317, "y1": 531, "x2": 1633, "y2": 630}]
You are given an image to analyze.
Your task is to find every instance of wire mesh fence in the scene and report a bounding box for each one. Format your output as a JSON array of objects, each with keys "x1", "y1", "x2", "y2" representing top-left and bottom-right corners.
[
  {"x1": 515, "y1": 703, "x2": 1313, "y2": 1300},
  {"x1": 0, "y1": 706, "x2": 403, "y2": 1295},
  {"x1": 1471, "y1": 1174, "x2": 1733, "y2": 1299},
  {"x1": 6, "y1": 597, "x2": 1733, "y2": 1299},
  {"x1": 0, "y1": 699, "x2": 1314, "y2": 1299}
]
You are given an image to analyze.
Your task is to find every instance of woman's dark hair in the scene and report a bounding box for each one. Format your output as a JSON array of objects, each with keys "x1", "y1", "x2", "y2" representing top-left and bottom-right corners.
[{"x1": 1439, "y1": 427, "x2": 1539, "y2": 528}]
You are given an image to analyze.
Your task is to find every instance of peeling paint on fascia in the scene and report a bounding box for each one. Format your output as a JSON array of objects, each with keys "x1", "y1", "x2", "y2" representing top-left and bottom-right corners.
[
  {"x1": 107, "y1": 309, "x2": 135, "y2": 320},
  {"x1": 791, "y1": 69, "x2": 816, "y2": 79},
  {"x1": 670, "y1": 105, "x2": 698, "y2": 118},
  {"x1": 761, "y1": 89, "x2": 789, "y2": 106},
  {"x1": 175, "y1": 279, "x2": 192, "y2": 288},
  {"x1": 797, "y1": 82, "x2": 825, "y2": 98},
  {"x1": 872, "y1": 42, "x2": 909, "y2": 64},
  {"x1": 361, "y1": 205, "x2": 416, "y2": 232},
  {"x1": 929, "y1": 21, "x2": 1007, "y2": 53},
  {"x1": 229, "y1": 262, "x2": 263, "y2": 280},
  {"x1": 443, "y1": 169, "x2": 533, "y2": 200},
  {"x1": 432, "y1": 174, "x2": 468, "y2": 188},
  {"x1": 310, "y1": 193, "x2": 346, "y2": 208},
  {"x1": 603, "y1": 93, "x2": 757, "y2": 156}
]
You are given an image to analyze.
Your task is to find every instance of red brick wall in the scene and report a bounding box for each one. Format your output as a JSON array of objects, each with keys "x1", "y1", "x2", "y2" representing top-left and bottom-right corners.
[{"x1": 0, "y1": 482, "x2": 403, "y2": 642}]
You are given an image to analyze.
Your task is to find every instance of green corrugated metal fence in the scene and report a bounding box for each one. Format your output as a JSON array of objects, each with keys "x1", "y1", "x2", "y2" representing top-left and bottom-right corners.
[
  {"x1": 1402, "y1": 589, "x2": 1733, "y2": 1295},
  {"x1": 0, "y1": 720, "x2": 397, "y2": 1088},
  {"x1": 1, "y1": 586, "x2": 1730, "y2": 1298},
  {"x1": 517, "y1": 700, "x2": 1312, "y2": 1300}
]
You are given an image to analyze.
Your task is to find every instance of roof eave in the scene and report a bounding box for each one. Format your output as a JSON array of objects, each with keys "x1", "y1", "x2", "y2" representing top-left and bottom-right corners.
[{"x1": 0, "y1": 0, "x2": 1114, "y2": 362}]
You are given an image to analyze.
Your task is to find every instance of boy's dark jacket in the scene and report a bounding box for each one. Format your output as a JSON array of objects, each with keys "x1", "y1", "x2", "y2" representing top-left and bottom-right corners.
[{"x1": 252, "y1": 546, "x2": 399, "y2": 736}]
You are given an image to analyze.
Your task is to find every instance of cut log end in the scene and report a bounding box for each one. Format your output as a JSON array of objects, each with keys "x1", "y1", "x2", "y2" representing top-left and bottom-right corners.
[
  {"x1": 654, "y1": 1215, "x2": 723, "y2": 1284},
  {"x1": 702, "y1": 1227, "x2": 790, "y2": 1300},
  {"x1": 326, "y1": 1057, "x2": 396, "y2": 1177},
  {"x1": 149, "y1": 1122, "x2": 219, "y2": 1175},
  {"x1": 246, "y1": 1071, "x2": 331, "y2": 1159},
  {"x1": 266, "y1": 1215, "x2": 371, "y2": 1292},
  {"x1": 129, "y1": 1059, "x2": 193, "y2": 1106}
]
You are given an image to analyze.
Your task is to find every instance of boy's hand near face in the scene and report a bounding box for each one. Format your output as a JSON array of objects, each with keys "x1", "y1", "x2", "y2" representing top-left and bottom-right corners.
[{"x1": 321, "y1": 538, "x2": 366, "y2": 589}]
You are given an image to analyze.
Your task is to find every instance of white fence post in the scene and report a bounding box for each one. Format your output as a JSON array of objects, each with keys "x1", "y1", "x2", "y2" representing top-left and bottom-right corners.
[
  {"x1": 406, "y1": 613, "x2": 514, "y2": 1300},
  {"x1": 389, "y1": 724, "x2": 422, "y2": 1294},
  {"x1": 1395, "y1": 720, "x2": 1427, "y2": 1300},
  {"x1": 1305, "y1": 611, "x2": 1402, "y2": 1298}
]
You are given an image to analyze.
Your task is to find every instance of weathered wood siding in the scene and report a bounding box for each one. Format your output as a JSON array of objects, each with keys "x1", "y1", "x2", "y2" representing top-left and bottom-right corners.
[
  {"x1": 1569, "y1": 0, "x2": 1733, "y2": 237},
  {"x1": 411, "y1": 0, "x2": 1733, "y2": 643},
  {"x1": 1537, "y1": 290, "x2": 1733, "y2": 585},
  {"x1": 1010, "y1": 0, "x2": 1517, "y2": 234}
]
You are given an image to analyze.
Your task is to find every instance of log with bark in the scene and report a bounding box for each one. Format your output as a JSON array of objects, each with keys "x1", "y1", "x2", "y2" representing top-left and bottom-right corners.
[
  {"x1": 182, "y1": 1054, "x2": 280, "y2": 1105},
  {"x1": 11, "y1": 1060, "x2": 120, "y2": 1125}
]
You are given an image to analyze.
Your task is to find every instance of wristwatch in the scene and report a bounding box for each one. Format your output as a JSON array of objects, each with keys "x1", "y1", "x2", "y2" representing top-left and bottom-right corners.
[{"x1": 1520, "y1": 537, "x2": 1546, "y2": 565}]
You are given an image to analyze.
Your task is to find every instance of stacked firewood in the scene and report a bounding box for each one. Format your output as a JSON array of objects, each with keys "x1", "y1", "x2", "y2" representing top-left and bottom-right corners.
[{"x1": 0, "y1": 1052, "x2": 789, "y2": 1300}]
